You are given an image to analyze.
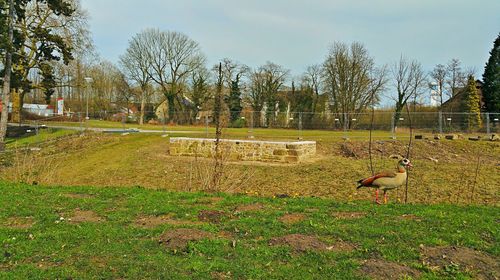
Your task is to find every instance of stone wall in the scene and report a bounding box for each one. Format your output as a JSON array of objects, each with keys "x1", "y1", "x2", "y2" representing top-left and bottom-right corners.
[{"x1": 169, "y1": 137, "x2": 316, "y2": 163}]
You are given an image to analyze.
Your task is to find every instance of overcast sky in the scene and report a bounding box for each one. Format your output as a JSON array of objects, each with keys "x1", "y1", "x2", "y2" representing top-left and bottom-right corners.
[{"x1": 82, "y1": 0, "x2": 499, "y2": 78}]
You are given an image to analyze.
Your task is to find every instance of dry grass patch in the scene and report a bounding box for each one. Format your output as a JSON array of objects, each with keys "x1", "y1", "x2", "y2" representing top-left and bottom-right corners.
[
  {"x1": 279, "y1": 213, "x2": 306, "y2": 225},
  {"x1": 2, "y1": 216, "x2": 35, "y2": 229},
  {"x1": 332, "y1": 211, "x2": 367, "y2": 219},
  {"x1": 134, "y1": 214, "x2": 204, "y2": 228}
]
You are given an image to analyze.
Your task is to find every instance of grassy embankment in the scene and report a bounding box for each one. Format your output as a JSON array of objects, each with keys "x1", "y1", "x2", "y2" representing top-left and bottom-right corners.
[{"x1": 1, "y1": 128, "x2": 498, "y2": 205}]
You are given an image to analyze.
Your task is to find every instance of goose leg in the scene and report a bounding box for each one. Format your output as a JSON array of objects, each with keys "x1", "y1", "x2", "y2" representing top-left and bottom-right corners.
[
  {"x1": 384, "y1": 190, "x2": 388, "y2": 204},
  {"x1": 375, "y1": 189, "x2": 381, "y2": 205}
]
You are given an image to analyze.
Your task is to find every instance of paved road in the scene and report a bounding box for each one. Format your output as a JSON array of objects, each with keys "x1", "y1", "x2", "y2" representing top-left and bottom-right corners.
[{"x1": 9, "y1": 123, "x2": 200, "y2": 134}]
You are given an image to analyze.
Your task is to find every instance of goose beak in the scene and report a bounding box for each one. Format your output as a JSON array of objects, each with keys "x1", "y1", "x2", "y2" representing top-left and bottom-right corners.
[{"x1": 407, "y1": 162, "x2": 413, "y2": 169}]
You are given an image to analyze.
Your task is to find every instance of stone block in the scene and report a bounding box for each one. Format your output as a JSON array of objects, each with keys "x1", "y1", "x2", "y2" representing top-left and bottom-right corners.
[
  {"x1": 491, "y1": 134, "x2": 499, "y2": 141},
  {"x1": 415, "y1": 135, "x2": 423, "y2": 140},
  {"x1": 273, "y1": 149, "x2": 288, "y2": 156},
  {"x1": 445, "y1": 134, "x2": 458, "y2": 140},
  {"x1": 169, "y1": 137, "x2": 316, "y2": 163},
  {"x1": 287, "y1": 149, "x2": 304, "y2": 156}
]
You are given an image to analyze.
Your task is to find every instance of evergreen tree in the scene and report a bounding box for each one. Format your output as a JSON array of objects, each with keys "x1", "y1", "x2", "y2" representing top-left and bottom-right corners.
[
  {"x1": 482, "y1": 33, "x2": 500, "y2": 112},
  {"x1": 461, "y1": 75, "x2": 482, "y2": 130},
  {"x1": 227, "y1": 80, "x2": 243, "y2": 123}
]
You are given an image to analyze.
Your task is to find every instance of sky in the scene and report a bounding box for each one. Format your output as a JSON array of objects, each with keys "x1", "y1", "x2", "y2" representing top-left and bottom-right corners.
[{"x1": 81, "y1": 0, "x2": 500, "y2": 78}]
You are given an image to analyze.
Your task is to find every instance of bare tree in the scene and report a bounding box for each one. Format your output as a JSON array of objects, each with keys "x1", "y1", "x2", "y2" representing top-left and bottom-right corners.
[
  {"x1": 0, "y1": 0, "x2": 14, "y2": 151},
  {"x1": 139, "y1": 29, "x2": 206, "y2": 120},
  {"x1": 246, "y1": 62, "x2": 288, "y2": 126},
  {"x1": 446, "y1": 58, "x2": 466, "y2": 97},
  {"x1": 430, "y1": 64, "x2": 447, "y2": 107},
  {"x1": 391, "y1": 56, "x2": 427, "y2": 127},
  {"x1": 303, "y1": 64, "x2": 322, "y2": 114},
  {"x1": 220, "y1": 58, "x2": 249, "y2": 90},
  {"x1": 247, "y1": 68, "x2": 266, "y2": 123},
  {"x1": 87, "y1": 60, "x2": 123, "y2": 115},
  {"x1": 323, "y1": 42, "x2": 386, "y2": 127},
  {"x1": 120, "y1": 33, "x2": 152, "y2": 125}
]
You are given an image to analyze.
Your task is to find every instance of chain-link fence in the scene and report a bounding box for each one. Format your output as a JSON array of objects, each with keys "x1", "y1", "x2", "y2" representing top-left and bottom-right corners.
[{"x1": 18, "y1": 110, "x2": 500, "y2": 135}]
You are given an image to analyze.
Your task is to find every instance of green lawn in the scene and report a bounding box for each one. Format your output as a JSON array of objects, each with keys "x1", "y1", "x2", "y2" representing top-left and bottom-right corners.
[
  {"x1": 42, "y1": 119, "x2": 412, "y2": 141},
  {"x1": 0, "y1": 182, "x2": 498, "y2": 279},
  {"x1": 6, "y1": 128, "x2": 78, "y2": 148}
]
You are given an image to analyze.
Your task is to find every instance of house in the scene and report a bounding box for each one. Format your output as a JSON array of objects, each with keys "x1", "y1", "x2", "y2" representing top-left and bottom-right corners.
[{"x1": 441, "y1": 80, "x2": 486, "y2": 112}]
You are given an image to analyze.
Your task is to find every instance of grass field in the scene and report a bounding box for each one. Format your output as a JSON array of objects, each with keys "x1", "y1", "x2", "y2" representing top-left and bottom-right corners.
[
  {"x1": 0, "y1": 182, "x2": 498, "y2": 279},
  {"x1": 37, "y1": 119, "x2": 417, "y2": 140},
  {"x1": 1, "y1": 129, "x2": 498, "y2": 205}
]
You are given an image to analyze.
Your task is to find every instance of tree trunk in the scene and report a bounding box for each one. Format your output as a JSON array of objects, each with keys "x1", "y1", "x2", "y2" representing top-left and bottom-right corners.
[
  {"x1": 167, "y1": 94, "x2": 175, "y2": 122},
  {"x1": 394, "y1": 103, "x2": 404, "y2": 128},
  {"x1": 11, "y1": 90, "x2": 22, "y2": 124},
  {"x1": 0, "y1": 0, "x2": 15, "y2": 151},
  {"x1": 139, "y1": 94, "x2": 146, "y2": 125}
]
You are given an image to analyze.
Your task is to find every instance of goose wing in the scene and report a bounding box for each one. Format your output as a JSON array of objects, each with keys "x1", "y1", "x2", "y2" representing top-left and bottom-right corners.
[{"x1": 357, "y1": 171, "x2": 397, "y2": 187}]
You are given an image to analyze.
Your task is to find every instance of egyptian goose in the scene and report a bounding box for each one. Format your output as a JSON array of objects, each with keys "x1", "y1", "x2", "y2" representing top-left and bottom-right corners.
[{"x1": 356, "y1": 157, "x2": 413, "y2": 204}]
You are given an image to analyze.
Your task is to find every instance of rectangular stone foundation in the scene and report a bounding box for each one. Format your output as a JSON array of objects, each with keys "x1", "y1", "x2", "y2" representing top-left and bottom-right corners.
[{"x1": 169, "y1": 137, "x2": 316, "y2": 163}]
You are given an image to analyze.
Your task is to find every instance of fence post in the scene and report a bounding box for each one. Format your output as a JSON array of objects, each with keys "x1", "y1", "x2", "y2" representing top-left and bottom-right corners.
[
  {"x1": 205, "y1": 115, "x2": 209, "y2": 138},
  {"x1": 391, "y1": 112, "x2": 395, "y2": 139},
  {"x1": 438, "y1": 111, "x2": 443, "y2": 134},
  {"x1": 298, "y1": 112, "x2": 303, "y2": 140},
  {"x1": 486, "y1": 113, "x2": 490, "y2": 135},
  {"x1": 248, "y1": 112, "x2": 254, "y2": 139},
  {"x1": 78, "y1": 112, "x2": 83, "y2": 134},
  {"x1": 162, "y1": 113, "x2": 167, "y2": 136},
  {"x1": 343, "y1": 113, "x2": 348, "y2": 139}
]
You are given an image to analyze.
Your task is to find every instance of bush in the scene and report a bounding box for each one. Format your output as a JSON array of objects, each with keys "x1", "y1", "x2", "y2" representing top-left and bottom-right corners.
[{"x1": 231, "y1": 118, "x2": 247, "y2": 128}]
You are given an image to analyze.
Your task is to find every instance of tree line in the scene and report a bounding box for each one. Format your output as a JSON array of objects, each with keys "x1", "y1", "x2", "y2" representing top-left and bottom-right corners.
[{"x1": 1, "y1": 0, "x2": 498, "y2": 149}]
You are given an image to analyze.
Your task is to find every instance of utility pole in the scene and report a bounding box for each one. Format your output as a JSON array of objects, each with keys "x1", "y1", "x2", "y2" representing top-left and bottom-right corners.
[
  {"x1": 84, "y1": 77, "x2": 93, "y2": 120},
  {"x1": 0, "y1": 0, "x2": 15, "y2": 151}
]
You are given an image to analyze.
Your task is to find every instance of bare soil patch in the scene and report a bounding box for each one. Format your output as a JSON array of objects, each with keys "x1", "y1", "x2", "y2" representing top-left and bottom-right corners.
[
  {"x1": 134, "y1": 214, "x2": 204, "y2": 228},
  {"x1": 234, "y1": 203, "x2": 264, "y2": 212},
  {"x1": 68, "y1": 209, "x2": 104, "y2": 223},
  {"x1": 3, "y1": 216, "x2": 35, "y2": 229},
  {"x1": 198, "y1": 210, "x2": 228, "y2": 224},
  {"x1": 332, "y1": 211, "x2": 366, "y2": 219},
  {"x1": 359, "y1": 259, "x2": 421, "y2": 280},
  {"x1": 158, "y1": 228, "x2": 214, "y2": 251},
  {"x1": 269, "y1": 234, "x2": 329, "y2": 252},
  {"x1": 326, "y1": 240, "x2": 357, "y2": 253},
  {"x1": 421, "y1": 246, "x2": 500, "y2": 280},
  {"x1": 62, "y1": 193, "x2": 95, "y2": 199},
  {"x1": 216, "y1": 231, "x2": 234, "y2": 239},
  {"x1": 279, "y1": 213, "x2": 306, "y2": 224}
]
